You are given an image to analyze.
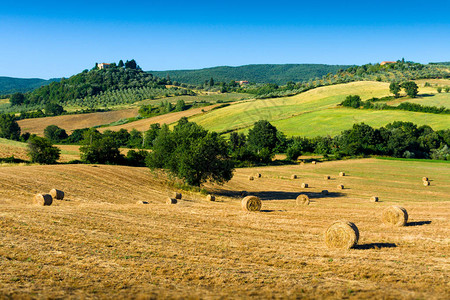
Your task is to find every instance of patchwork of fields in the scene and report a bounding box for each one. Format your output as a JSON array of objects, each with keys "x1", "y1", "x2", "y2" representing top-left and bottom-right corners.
[{"x1": 0, "y1": 159, "x2": 448, "y2": 298}]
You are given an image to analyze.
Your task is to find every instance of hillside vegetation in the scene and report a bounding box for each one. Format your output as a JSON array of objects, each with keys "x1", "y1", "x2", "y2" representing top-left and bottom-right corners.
[
  {"x1": 150, "y1": 64, "x2": 352, "y2": 85},
  {"x1": 0, "y1": 76, "x2": 58, "y2": 94},
  {"x1": 0, "y1": 159, "x2": 449, "y2": 298}
]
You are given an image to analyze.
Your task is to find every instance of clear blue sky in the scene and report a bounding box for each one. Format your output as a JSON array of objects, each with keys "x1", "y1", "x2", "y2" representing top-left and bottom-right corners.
[{"x1": 1, "y1": 0, "x2": 449, "y2": 79}]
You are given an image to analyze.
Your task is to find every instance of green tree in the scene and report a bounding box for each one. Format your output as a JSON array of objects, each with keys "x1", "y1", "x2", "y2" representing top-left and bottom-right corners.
[
  {"x1": 0, "y1": 114, "x2": 21, "y2": 140},
  {"x1": 45, "y1": 102, "x2": 64, "y2": 116},
  {"x1": 444, "y1": 86, "x2": 450, "y2": 93},
  {"x1": 27, "y1": 135, "x2": 60, "y2": 164},
  {"x1": 401, "y1": 81, "x2": 419, "y2": 98},
  {"x1": 146, "y1": 120, "x2": 234, "y2": 186},
  {"x1": 209, "y1": 77, "x2": 215, "y2": 87},
  {"x1": 341, "y1": 95, "x2": 362, "y2": 108},
  {"x1": 9, "y1": 92, "x2": 25, "y2": 106},
  {"x1": 80, "y1": 135, "x2": 124, "y2": 164},
  {"x1": 125, "y1": 59, "x2": 137, "y2": 69},
  {"x1": 389, "y1": 82, "x2": 401, "y2": 98},
  {"x1": 175, "y1": 99, "x2": 186, "y2": 111},
  {"x1": 437, "y1": 87, "x2": 442, "y2": 93},
  {"x1": 44, "y1": 125, "x2": 68, "y2": 143},
  {"x1": 247, "y1": 120, "x2": 278, "y2": 152},
  {"x1": 118, "y1": 60, "x2": 124, "y2": 68}
]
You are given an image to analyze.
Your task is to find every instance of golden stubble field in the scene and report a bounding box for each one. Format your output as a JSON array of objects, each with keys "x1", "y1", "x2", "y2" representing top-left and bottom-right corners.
[{"x1": 0, "y1": 159, "x2": 449, "y2": 299}]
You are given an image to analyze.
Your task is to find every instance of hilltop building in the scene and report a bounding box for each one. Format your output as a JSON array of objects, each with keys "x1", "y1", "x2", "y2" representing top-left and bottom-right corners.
[
  {"x1": 380, "y1": 61, "x2": 397, "y2": 66},
  {"x1": 97, "y1": 63, "x2": 111, "y2": 70},
  {"x1": 235, "y1": 80, "x2": 249, "y2": 86}
]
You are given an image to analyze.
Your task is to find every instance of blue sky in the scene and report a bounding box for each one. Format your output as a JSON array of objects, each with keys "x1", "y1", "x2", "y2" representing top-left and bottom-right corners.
[{"x1": 1, "y1": 0, "x2": 449, "y2": 78}]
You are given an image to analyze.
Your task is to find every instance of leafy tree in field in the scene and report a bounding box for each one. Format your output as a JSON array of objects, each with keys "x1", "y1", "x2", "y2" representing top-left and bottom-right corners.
[
  {"x1": 340, "y1": 95, "x2": 362, "y2": 108},
  {"x1": 66, "y1": 128, "x2": 90, "y2": 144},
  {"x1": 175, "y1": 99, "x2": 186, "y2": 112},
  {"x1": 401, "y1": 81, "x2": 419, "y2": 98},
  {"x1": 128, "y1": 129, "x2": 143, "y2": 148},
  {"x1": 10, "y1": 92, "x2": 25, "y2": 106},
  {"x1": 389, "y1": 82, "x2": 401, "y2": 98},
  {"x1": 0, "y1": 114, "x2": 21, "y2": 140},
  {"x1": 247, "y1": 120, "x2": 278, "y2": 153},
  {"x1": 80, "y1": 134, "x2": 124, "y2": 164},
  {"x1": 436, "y1": 87, "x2": 442, "y2": 93},
  {"x1": 44, "y1": 125, "x2": 68, "y2": 143},
  {"x1": 229, "y1": 132, "x2": 246, "y2": 151},
  {"x1": 45, "y1": 102, "x2": 64, "y2": 116},
  {"x1": 118, "y1": 60, "x2": 124, "y2": 68},
  {"x1": 27, "y1": 135, "x2": 60, "y2": 164},
  {"x1": 126, "y1": 150, "x2": 149, "y2": 166},
  {"x1": 146, "y1": 120, "x2": 234, "y2": 186},
  {"x1": 144, "y1": 123, "x2": 161, "y2": 148},
  {"x1": 444, "y1": 86, "x2": 450, "y2": 93}
]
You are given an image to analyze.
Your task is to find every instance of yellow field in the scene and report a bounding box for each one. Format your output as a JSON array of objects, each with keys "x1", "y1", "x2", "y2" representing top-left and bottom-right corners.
[
  {"x1": 0, "y1": 159, "x2": 449, "y2": 298},
  {"x1": 17, "y1": 108, "x2": 139, "y2": 136}
]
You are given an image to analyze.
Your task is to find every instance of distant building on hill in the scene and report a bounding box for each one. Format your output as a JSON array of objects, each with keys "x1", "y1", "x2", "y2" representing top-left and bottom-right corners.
[
  {"x1": 235, "y1": 80, "x2": 249, "y2": 86},
  {"x1": 97, "y1": 63, "x2": 111, "y2": 70},
  {"x1": 380, "y1": 61, "x2": 397, "y2": 66}
]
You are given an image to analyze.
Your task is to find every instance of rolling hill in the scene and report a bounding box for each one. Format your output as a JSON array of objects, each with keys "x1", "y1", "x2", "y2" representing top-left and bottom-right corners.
[
  {"x1": 0, "y1": 76, "x2": 59, "y2": 94},
  {"x1": 149, "y1": 64, "x2": 352, "y2": 85},
  {"x1": 188, "y1": 81, "x2": 450, "y2": 137}
]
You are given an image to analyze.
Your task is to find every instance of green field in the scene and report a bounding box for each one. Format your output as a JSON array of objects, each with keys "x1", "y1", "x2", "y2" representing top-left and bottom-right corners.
[
  {"x1": 188, "y1": 81, "x2": 450, "y2": 136},
  {"x1": 403, "y1": 92, "x2": 450, "y2": 108}
]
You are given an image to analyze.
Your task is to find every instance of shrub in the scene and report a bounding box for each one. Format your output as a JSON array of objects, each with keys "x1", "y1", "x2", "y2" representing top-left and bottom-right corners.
[
  {"x1": 0, "y1": 114, "x2": 21, "y2": 140},
  {"x1": 340, "y1": 95, "x2": 362, "y2": 108},
  {"x1": 27, "y1": 135, "x2": 60, "y2": 164}
]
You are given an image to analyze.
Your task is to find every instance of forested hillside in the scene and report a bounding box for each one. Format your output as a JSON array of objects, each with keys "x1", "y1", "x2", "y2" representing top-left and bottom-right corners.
[
  {"x1": 0, "y1": 77, "x2": 59, "y2": 94},
  {"x1": 149, "y1": 64, "x2": 352, "y2": 85}
]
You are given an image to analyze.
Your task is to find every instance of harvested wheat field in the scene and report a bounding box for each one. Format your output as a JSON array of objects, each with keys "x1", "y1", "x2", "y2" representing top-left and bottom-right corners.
[
  {"x1": 0, "y1": 158, "x2": 449, "y2": 299},
  {"x1": 17, "y1": 108, "x2": 139, "y2": 136}
]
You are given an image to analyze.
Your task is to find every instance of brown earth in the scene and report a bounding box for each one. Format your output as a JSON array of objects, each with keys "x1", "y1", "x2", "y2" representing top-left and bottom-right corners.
[
  {"x1": 0, "y1": 159, "x2": 449, "y2": 299},
  {"x1": 17, "y1": 108, "x2": 139, "y2": 136}
]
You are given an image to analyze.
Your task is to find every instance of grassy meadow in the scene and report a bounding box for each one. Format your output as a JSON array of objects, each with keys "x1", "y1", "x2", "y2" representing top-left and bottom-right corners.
[{"x1": 0, "y1": 158, "x2": 448, "y2": 298}]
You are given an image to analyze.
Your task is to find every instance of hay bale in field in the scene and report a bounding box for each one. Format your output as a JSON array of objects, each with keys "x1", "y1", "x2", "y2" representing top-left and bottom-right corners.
[
  {"x1": 33, "y1": 194, "x2": 53, "y2": 206},
  {"x1": 423, "y1": 181, "x2": 430, "y2": 186},
  {"x1": 337, "y1": 184, "x2": 344, "y2": 190},
  {"x1": 339, "y1": 172, "x2": 345, "y2": 177},
  {"x1": 255, "y1": 173, "x2": 262, "y2": 178},
  {"x1": 296, "y1": 194, "x2": 310, "y2": 205},
  {"x1": 324, "y1": 175, "x2": 330, "y2": 180},
  {"x1": 173, "y1": 192, "x2": 182, "y2": 199},
  {"x1": 49, "y1": 189, "x2": 64, "y2": 200},
  {"x1": 370, "y1": 196, "x2": 379, "y2": 202},
  {"x1": 136, "y1": 200, "x2": 149, "y2": 204},
  {"x1": 321, "y1": 190, "x2": 329, "y2": 195},
  {"x1": 241, "y1": 195, "x2": 262, "y2": 212},
  {"x1": 248, "y1": 176, "x2": 254, "y2": 181},
  {"x1": 291, "y1": 174, "x2": 298, "y2": 179},
  {"x1": 422, "y1": 177, "x2": 428, "y2": 181},
  {"x1": 206, "y1": 194, "x2": 215, "y2": 201},
  {"x1": 312, "y1": 161, "x2": 317, "y2": 165},
  {"x1": 166, "y1": 197, "x2": 177, "y2": 205},
  {"x1": 301, "y1": 183, "x2": 308, "y2": 188},
  {"x1": 324, "y1": 221, "x2": 359, "y2": 249},
  {"x1": 382, "y1": 206, "x2": 408, "y2": 226}
]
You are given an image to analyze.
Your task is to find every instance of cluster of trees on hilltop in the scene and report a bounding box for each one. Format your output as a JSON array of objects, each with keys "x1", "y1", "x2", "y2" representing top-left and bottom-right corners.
[{"x1": 5, "y1": 60, "x2": 196, "y2": 113}]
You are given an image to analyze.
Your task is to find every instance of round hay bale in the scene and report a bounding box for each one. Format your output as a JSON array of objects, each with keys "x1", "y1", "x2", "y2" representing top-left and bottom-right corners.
[
  {"x1": 423, "y1": 181, "x2": 430, "y2": 186},
  {"x1": 339, "y1": 172, "x2": 345, "y2": 177},
  {"x1": 248, "y1": 176, "x2": 254, "y2": 181},
  {"x1": 324, "y1": 221, "x2": 359, "y2": 249},
  {"x1": 370, "y1": 196, "x2": 379, "y2": 202},
  {"x1": 301, "y1": 183, "x2": 308, "y2": 188},
  {"x1": 296, "y1": 194, "x2": 310, "y2": 205},
  {"x1": 321, "y1": 190, "x2": 329, "y2": 195},
  {"x1": 324, "y1": 175, "x2": 330, "y2": 180},
  {"x1": 337, "y1": 184, "x2": 344, "y2": 190},
  {"x1": 241, "y1": 196, "x2": 262, "y2": 212},
  {"x1": 291, "y1": 174, "x2": 298, "y2": 179},
  {"x1": 312, "y1": 161, "x2": 317, "y2": 165},
  {"x1": 136, "y1": 200, "x2": 149, "y2": 204},
  {"x1": 206, "y1": 194, "x2": 215, "y2": 201},
  {"x1": 173, "y1": 192, "x2": 182, "y2": 200},
  {"x1": 166, "y1": 197, "x2": 177, "y2": 205},
  {"x1": 422, "y1": 177, "x2": 428, "y2": 181},
  {"x1": 33, "y1": 194, "x2": 53, "y2": 206},
  {"x1": 49, "y1": 189, "x2": 64, "y2": 200},
  {"x1": 382, "y1": 206, "x2": 408, "y2": 226},
  {"x1": 255, "y1": 173, "x2": 262, "y2": 178}
]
